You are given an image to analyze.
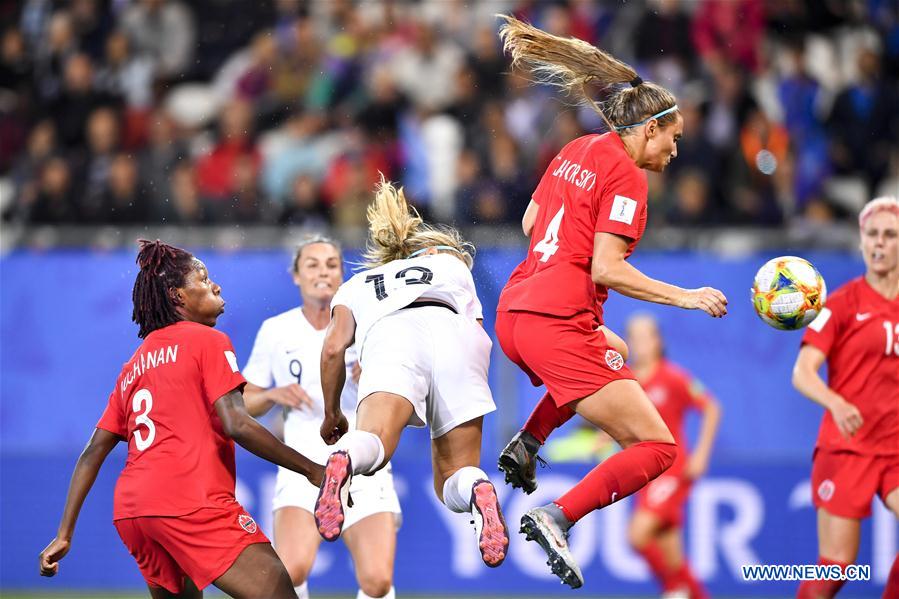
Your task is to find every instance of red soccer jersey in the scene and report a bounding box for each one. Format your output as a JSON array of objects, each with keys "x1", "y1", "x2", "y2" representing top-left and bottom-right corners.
[
  {"x1": 498, "y1": 132, "x2": 648, "y2": 322},
  {"x1": 801, "y1": 277, "x2": 899, "y2": 455},
  {"x1": 97, "y1": 321, "x2": 247, "y2": 519},
  {"x1": 641, "y1": 359, "x2": 712, "y2": 470}
]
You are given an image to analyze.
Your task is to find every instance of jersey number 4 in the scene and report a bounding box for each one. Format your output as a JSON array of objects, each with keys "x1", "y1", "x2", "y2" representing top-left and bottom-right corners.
[
  {"x1": 365, "y1": 266, "x2": 433, "y2": 301},
  {"x1": 533, "y1": 206, "x2": 564, "y2": 262},
  {"x1": 132, "y1": 388, "x2": 156, "y2": 451}
]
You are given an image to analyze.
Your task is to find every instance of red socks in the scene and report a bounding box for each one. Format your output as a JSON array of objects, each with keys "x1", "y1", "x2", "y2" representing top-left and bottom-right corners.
[
  {"x1": 522, "y1": 392, "x2": 575, "y2": 444},
  {"x1": 637, "y1": 541, "x2": 708, "y2": 598},
  {"x1": 797, "y1": 558, "x2": 850, "y2": 599},
  {"x1": 555, "y1": 440, "x2": 677, "y2": 522},
  {"x1": 885, "y1": 553, "x2": 899, "y2": 599}
]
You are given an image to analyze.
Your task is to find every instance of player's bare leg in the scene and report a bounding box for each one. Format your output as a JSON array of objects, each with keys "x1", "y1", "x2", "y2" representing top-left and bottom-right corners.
[
  {"x1": 816, "y1": 509, "x2": 861, "y2": 565},
  {"x1": 797, "y1": 508, "x2": 861, "y2": 598},
  {"x1": 213, "y1": 542, "x2": 297, "y2": 599},
  {"x1": 343, "y1": 512, "x2": 398, "y2": 597},
  {"x1": 147, "y1": 578, "x2": 201, "y2": 599},
  {"x1": 272, "y1": 507, "x2": 322, "y2": 595},
  {"x1": 432, "y1": 417, "x2": 509, "y2": 567},
  {"x1": 316, "y1": 392, "x2": 412, "y2": 541}
]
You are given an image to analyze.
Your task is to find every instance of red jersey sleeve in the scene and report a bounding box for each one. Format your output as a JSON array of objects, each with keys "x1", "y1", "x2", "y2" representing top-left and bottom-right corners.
[
  {"x1": 197, "y1": 329, "x2": 247, "y2": 405},
  {"x1": 801, "y1": 298, "x2": 844, "y2": 356},
  {"x1": 96, "y1": 387, "x2": 126, "y2": 438},
  {"x1": 594, "y1": 161, "x2": 648, "y2": 240}
]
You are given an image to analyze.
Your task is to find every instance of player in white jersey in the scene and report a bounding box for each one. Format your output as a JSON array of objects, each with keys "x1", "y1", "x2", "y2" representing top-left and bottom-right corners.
[
  {"x1": 314, "y1": 178, "x2": 509, "y2": 568},
  {"x1": 243, "y1": 237, "x2": 400, "y2": 599}
]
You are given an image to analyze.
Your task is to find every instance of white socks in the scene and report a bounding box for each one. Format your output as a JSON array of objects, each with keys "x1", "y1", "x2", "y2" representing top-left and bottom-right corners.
[
  {"x1": 294, "y1": 582, "x2": 309, "y2": 599},
  {"x1": 442, "y1": 466, "x2": 489, "y2": 513},
  {"x1": 357, "y1": 586, "x2": 396, "y2": 599},
  {"x1": 335, "y1": 430, "x2": 385, "y2": 475}
]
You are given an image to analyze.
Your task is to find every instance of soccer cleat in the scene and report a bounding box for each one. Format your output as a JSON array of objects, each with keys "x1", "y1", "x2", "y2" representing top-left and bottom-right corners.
[
  {"x1": 314, "y1": 450, "x2": 352, "y2": 542},
  {"x1": 520, "y1": 507, "x2": 584, "y2": 589},
  {"x1": 469, "y1": 479, "x2": 509, "y2": 567},
  {"x1": 497, "y1": 431, "x2": 546, "y2": 495}
]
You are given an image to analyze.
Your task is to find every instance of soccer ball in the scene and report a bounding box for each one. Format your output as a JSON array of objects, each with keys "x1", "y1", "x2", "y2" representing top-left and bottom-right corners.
[{"x1": 751, "y1": 256, "x2": 827, "y2": 330}]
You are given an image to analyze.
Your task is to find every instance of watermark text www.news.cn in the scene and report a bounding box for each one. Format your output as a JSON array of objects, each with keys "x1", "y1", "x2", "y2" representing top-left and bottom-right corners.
[{"x1": 742, "y1": 564, "x2": 871, "y2": 582}]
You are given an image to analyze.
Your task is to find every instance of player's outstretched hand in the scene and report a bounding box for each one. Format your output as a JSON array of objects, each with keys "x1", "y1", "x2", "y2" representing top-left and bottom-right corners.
[
  {"x1": 268, "y1": 384, "x2": 313, "y2": 410},
  {"x1": 830, "y1": 397, "x2": 863, "y2": 438},
  {"x1": 677, "y1": 287, "x2": 728, "y2": 317},
  {"x1": 320, "y1": 412, "x2": 348, "y2": 445},
  {"x1": 39, "y1": 537, "x2": 70, "y2": 577}
]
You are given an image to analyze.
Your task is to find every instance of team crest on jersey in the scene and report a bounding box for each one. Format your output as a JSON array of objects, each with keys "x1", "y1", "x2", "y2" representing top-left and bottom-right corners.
[
  {"x1": 605, "y1": 349, "x2": 624, "y2": 371},
  {"x1": 817, "y1": 479, "x2": 835, "y2": 502},
  {"x1": 238, "y1": 513, "x2": 257, "y2": 534}
]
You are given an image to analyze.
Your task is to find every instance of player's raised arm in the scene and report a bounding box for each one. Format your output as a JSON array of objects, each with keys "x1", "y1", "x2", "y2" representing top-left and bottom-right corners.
[
  {"x1": 39, "y1": 428, "x2": 122, "y2": 577},
  {"x1": 591, "y1": 232, "x2": 728, "y2": 317},
  {"x1": 320, "y1": 304, "x2": 356, "y2": 444},
  {"x1": 792, "y1": 345, "x2": 862, "y2": 438},
  {"x1": 214, "y1": 388, "x2": 324, "y2": 485}
]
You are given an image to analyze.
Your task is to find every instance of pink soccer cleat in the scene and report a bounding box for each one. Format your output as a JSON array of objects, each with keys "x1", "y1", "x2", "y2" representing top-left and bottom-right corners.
[
  {"x1": 470, "y1": 479, "x2": 509, "y2": 567},
  {"x1": 314, "y1": 450, "x2": 352, "y2": 542}
]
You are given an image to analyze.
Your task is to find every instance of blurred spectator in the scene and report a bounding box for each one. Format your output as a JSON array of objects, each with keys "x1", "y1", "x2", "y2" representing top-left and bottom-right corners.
[
  {"x1": 221, "y1": 155, "x2": 267, "y2": 224},
  {"x1": 827, "y1": 44, "x2": 899, "y2": 194},
  {"x1": 391, "y1": 20, "x2": 463, "y2": 112},
  {"x1": 45, "y1": 53, "x2": 121, "y2": 149},
  {"x1": 279, "y1": 173, "x2": 330, "y2": 228},
  {"x1": 29, "y1": 157, "x2": 77, "y2": 223},
  {"x1": 95, "y1": 30, "x2": 154, "y2": 110},
  {"x1": 71, "y1": 106, "x2": 121, "y2": 222},
  {"x1": 120, "y1": 0, "x2": 195, "y2": 80},
  {"x1": 665, "y1": 169, "x2": 719, "y2": 225},
  {"x1": 0, "y1": 27, "x2": 33, "y2": 95},
  {"x1": 99, "y1": 153, "x2": 148, "y2": 224},
  {"x1": 634, "y1": 0, "x2": 693, "y2": 85},
  {"x1": 70, "y1": 0, "x2": 114, "y2": 62},
  {"x1": 32, "y1": 10, "x2": 78, "y2": 103},
  {"x1": 8, "y1": 119, "x2": 57, "y2": 216},
  {"x1": 692, "y1": 0, "x2": 765, "y2": 73},
  {"x1": 195, "y1": 99, "x2": 261, "y2": 206},
  {"x1": 139, "y1": 110, "x2": 189, "y2": 212},
  {"x1": 162, "y1": 161, "x2": 208, "y2": 225}
]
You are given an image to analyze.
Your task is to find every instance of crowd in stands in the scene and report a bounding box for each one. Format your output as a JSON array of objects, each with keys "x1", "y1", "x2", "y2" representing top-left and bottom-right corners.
[{"x1": 1, "y1": 0, "x2": 897, "y2": 233}]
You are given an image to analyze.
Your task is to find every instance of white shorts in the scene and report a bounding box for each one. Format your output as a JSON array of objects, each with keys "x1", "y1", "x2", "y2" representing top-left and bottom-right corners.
[
  {"x1": 357, "y1": 306, "x2": 496, "y2": 439},
  {"x1": 272, "y1": 463, "x2": 402, "y2": 532}
]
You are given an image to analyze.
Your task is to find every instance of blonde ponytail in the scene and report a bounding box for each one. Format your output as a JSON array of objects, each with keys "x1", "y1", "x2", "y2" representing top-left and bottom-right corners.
[
  {"x1": 362, "y1": 175, "x2": 474, "y2": 269},
  {"x1": 498, "y1": 15, "x2": 678, "y2": 134}
]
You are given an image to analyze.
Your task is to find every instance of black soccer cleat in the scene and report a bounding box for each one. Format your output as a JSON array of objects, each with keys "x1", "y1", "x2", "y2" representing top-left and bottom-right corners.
[
  {"x1": 497, "y1": 430, "x2": 546, "y2": 495},
  {"x1": 520, "y1": 507, "x2": 584, "y2": 589}
]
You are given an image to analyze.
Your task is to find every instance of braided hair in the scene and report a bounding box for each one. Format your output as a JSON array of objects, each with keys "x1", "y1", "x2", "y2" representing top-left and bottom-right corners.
[{"x1": 132, "y1": 239, "x2": 195, "y2": 338}]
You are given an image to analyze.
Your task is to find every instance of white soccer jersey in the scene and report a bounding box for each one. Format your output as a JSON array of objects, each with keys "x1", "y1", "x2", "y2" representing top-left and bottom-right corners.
[
  {"x1": 243, "y1": 307, "x2": 360, "y2": 462},
  {"x1": 331, "y1": 253, "x2": 484, "y2": 356}
]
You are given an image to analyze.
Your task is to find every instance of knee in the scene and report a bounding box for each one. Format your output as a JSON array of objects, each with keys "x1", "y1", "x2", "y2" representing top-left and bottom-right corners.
[
  {"x1": 627, "y1": 518, "x2": 651, "y2": 550},
  {"x1": 280, "y1": 554, "x2": 314, "y2": 587},
  {"x1": 358, "y1": 570, "x2": 393, "y2": 598}
]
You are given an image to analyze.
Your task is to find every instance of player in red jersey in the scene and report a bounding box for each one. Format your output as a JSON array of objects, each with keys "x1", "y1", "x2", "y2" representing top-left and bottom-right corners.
[
  {"x1": 793, "y1": 196, "x2": 899, "y2": 599},
  {"x1": 625, "y1": 314, "x2": 720, "y2": 599},
  {"x1": 38, "y1": 240, "x2": 324, "y2": 599},
  {"x1": 492, "y1": 16, "x2": 728, "y2": 588}
]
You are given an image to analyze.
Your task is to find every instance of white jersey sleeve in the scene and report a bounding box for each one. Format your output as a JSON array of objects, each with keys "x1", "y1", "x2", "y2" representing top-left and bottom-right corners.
[{"x1": 243, "y1": 317, "x2": 275, "y2": 387}]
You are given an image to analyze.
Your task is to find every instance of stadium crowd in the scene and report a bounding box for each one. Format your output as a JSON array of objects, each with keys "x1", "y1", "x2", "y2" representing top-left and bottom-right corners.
[{"x1": 1, "y1": 0, "x2": 897, "y2": 232}]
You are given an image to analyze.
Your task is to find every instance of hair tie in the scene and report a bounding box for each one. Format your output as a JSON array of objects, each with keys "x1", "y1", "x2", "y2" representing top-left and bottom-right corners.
[{"x1": 629, "y1": 76, "x2": 643, "y2": 88}]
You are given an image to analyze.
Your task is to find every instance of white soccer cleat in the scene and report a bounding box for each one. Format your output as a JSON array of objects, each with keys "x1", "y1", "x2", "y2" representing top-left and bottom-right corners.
[{"x1": 520, "y1": 506, "x2": 584, "y2": 589}]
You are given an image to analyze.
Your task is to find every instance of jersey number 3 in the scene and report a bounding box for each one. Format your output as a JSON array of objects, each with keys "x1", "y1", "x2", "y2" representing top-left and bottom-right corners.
[
  {"x1": 132, "y1": 388, "x2": 156, "y2": 451},
  {"x1": 533, "y1": 206, "x2": 564, "y2": 262},
  {"x1": 365, "y1": 266, "x2": 433, "y2": 300}
]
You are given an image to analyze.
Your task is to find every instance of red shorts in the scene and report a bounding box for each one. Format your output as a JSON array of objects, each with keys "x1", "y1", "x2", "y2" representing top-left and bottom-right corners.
[
  {"x1": 495, "y1": 310, "x2": 634, "y2": 406},
  {"x1": 114, "y1": 503, "x2": 269, "y2": 593},
  {"x1": 636, "y1": 470, "x2": 692, "y2": 527},
  {"x1": 811, "y1": 449, "x2": 899, "y2": 519}
]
